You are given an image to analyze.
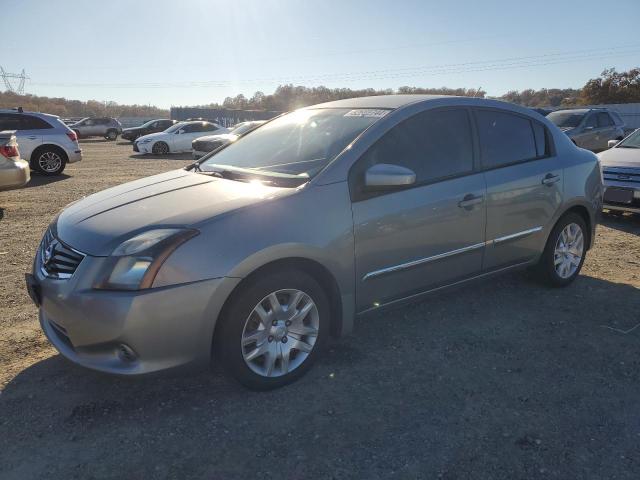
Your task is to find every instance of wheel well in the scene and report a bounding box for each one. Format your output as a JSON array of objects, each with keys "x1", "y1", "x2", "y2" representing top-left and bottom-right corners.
[
  {"x1": 563, "y1": 205, "x2": 592, "y2": 250},
  {"x1": 30, "y1": 144, "x2": 68, "y2": 165},
  {"x1": 215, "y1": 257, "x2": 344, "y2": 341}
]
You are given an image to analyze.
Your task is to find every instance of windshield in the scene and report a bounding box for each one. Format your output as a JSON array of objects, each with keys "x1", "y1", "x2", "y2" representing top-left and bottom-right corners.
[
  {"x1": 617, "y1": 129, "x2": 640, "y2": 148},
  {"x1": 140, "y1": 119, "x2": 157, "y2": 128},
  {"x1": 200, "y1": 108, "x2": 386, "y2": 178},
  {"x1": 548, "y1": 111, "x2": 585, "y2": 128}
]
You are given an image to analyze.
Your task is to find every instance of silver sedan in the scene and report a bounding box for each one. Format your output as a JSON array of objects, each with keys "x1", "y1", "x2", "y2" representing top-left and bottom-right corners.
[{"x1": 27, "y1": 95, "x2": 602, "y2": 390}]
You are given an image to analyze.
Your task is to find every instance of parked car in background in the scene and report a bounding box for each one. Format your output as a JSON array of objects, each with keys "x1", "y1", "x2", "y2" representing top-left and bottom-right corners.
[
  {"x1": 0, "y1": 108, "x2": 82, "y2": 175},
  {"x1": 134, "y1": 121, "x2": 228, "y2": 154},
  {"x1": 531, "y1": 108, "x2": 552, "y2": 117},
  {"x1": 121, "y1": 119, "x2": 177, "y2": 142},
  {"x1": 0, "y1": 131, "x2": 30, "y2": 190},
  {"x1": 71, "y1": 117, "x2": 122, "y2": 140},
  {"x1": 598, "y1": 128, "x2": 640, "y2": 214},
  {"x1": 548, "y1": 108, "x2": 625, "y2": 152},
  {"x1": 27, "y1": 95, "x2": 602, "y2": 390},
  {"x1": 192, "y1": 120, "x2": 266, "y2": 159}
]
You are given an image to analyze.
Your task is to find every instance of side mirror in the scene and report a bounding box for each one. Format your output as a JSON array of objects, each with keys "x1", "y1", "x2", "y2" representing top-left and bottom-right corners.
[
  {"x1": 365, "y1": 163, "x2": 416, "y2": 189},
  {"x1": 176, "y1": 129, "x2": 184, "y2": 135},
  {"x1": 608, "y1": 139, "x2": 620, "y2": 148}
]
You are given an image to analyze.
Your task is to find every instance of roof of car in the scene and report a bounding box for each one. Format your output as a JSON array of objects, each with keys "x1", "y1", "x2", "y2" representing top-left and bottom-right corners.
[
  {"x1": 0, "y1": 108, "x2": 59, "y2": 118},
  {"x1": 309, "y1": 94, "x2": 451, "y2": 110}
]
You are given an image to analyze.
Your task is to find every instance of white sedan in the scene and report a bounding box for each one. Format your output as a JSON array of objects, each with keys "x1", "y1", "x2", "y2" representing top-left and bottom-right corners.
[{"x1": 134, "y1": 121, "x2": 229, "y2": 154}]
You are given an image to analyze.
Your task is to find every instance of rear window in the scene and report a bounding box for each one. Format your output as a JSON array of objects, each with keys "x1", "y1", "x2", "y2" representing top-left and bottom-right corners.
[{"x1": 476, "y1": 110, "x2": 538, "y2": 168}]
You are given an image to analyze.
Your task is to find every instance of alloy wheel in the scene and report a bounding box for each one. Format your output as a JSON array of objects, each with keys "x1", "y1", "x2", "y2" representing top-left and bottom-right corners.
[
  {"x1": 554, "y1": 222, "x2": 584, "y2": 279},
  {"x1": 38, "y1": 152, "x2": 62, "y2": 173},
  {"x1": 241, "y1": 289, "x2": 319, "y2": 378}
]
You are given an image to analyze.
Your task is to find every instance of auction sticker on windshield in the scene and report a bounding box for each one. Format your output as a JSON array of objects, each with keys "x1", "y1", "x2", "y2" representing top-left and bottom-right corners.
[{"x1": 343, "y1": 109, "x2": 389, "y2": 118}]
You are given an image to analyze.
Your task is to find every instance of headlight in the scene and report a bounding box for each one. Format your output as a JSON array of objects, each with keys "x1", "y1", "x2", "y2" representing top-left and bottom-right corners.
[
  {"x1": 95, "y1": 228, "x2": 198, "y2": 290},
  {"x1": 140, "y1": 138, "x2": 153, "y2": 143}
]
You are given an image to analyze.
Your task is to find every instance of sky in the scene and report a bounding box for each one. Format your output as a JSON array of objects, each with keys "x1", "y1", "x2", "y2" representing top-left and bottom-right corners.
[{"x1": 2, "y1": 0, "x2": 639, "y2": 108}]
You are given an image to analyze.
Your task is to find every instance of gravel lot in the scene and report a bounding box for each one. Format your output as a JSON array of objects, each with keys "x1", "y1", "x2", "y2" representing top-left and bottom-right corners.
[{"x1": 1, "y1": 140, "x2": 640, "y2": 479}]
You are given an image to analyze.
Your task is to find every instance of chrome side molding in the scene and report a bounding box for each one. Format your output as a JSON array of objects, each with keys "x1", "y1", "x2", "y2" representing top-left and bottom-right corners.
[{"x1": 362, "y1": 226, "x2": 543, "y2": 281}]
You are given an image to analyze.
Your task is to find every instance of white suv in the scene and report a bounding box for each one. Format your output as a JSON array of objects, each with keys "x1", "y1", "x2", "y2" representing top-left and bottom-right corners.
[{"x1": 0, "y1": 108, "x2": 82, "y2": 175}]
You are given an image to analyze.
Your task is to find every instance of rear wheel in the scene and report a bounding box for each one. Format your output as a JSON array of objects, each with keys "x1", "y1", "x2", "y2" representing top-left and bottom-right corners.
[
  {"x1": 151, "y1": 141, "x2": 169, "y2": 155},
  {"x1": 534, "y1": 213, "x2": 587, "y2": 287},
  {"x1": 215, "y1": 269, "x2": 329, "y2": 390},
  {"x1": 105, "y1": 129, "x2": 118, "y2": 141},
  {"x1": 33, "y1": 148, "x2": 67, "y2": 176}
]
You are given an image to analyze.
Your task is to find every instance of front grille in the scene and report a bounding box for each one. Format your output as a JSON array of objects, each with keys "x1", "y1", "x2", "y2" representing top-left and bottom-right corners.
[
  {"x1": 39, "y1": 228, "x2": 85, "y2": 279},
  {"x1": 603, "y1": 166, "x2": 640, "y2": 184},
  {"x1": 192, "y1": 140, "x2": 221, "y2": 152}
]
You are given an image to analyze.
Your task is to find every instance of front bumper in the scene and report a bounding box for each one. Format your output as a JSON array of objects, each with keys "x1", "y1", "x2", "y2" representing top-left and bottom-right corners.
[
  {"x1": 0, "y1": 159, "x2": 30, "y2": 190},
  {"x1": 33, "y1": 245, "x2": 240, "y2": 375},
  {"x1": 135, "y1": 142, "x2": 153, "y2": 154},
  {"x1": 602, "y1": 168, "x2": 640, "y2": 213},
  {"x1": 193, "y1": 150, "x2": 208, "y2": 160}
]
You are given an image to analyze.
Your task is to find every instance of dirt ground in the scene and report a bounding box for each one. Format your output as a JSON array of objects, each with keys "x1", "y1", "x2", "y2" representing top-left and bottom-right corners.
[{"x1": 1, "y1": 140, "x2": 640, "y2": 479}]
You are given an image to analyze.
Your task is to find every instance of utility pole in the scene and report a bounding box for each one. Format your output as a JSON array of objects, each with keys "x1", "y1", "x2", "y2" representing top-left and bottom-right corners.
[{"x1": 0, "y1": 67, "x2": 29, "y2": 94}]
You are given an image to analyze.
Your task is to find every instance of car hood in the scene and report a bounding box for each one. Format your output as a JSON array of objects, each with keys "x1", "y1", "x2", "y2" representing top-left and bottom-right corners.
[
  {"x1": 136, "y1": 132, "x2": 167, "y2": 142},
  {"x1": 195, "y1": 133, "x2": 238, "y2": 143},
  {"x1": 597, "y1": 147, "x2": 640, "y2": 168},
  {"x1": 56, "y1": 169, "x2": 297, "y2": 256},
  {"x1": 122, "y1": 126, "x2": 143, "y2": 133}
]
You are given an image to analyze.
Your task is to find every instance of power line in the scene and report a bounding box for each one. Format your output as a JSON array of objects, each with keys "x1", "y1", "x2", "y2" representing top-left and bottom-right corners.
[{"x1": 28, "y1": 44, "x2": 640, "y2": 90}]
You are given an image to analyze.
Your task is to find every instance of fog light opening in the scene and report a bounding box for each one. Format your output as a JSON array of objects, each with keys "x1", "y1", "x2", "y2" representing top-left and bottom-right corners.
[{"x1": 117, "y1": 344, "x2": 138, "y2": 363}]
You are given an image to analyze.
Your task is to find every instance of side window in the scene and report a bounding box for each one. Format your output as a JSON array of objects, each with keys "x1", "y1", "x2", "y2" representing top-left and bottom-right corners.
[
  {"x1": 203, "y1": 122, "x2": 219, "y2": 132},
  {"x1": 356, "y1": 108, "x2": 474, "y2": 188},
  {"x1": 476, "y1": 109, "x2": 537, "y2": 168},
  {"x1": 610, "y1": 112, "x2": 623, "y2": 125},
  {"x1": 20, "y1": 115, "x2": 53, "y2": 130},
  {"x1": 584, "y1": 114, "x2": 597, "y2": 128},
  {"x1": 531, "y1": 121, "x2": 550, "y2": 158},
  {"x1": 181, "y1": 123, "x2": 199, "y2": 133},
  {"x1": 85, "y1": 119, "x2": 95, "y2": 126},
  {"x1": 597, "y1": 112, "x2": 614, "y2": 127},
  {"x1": 0, "y1": 114, "x2": 21, "y2": 130}
]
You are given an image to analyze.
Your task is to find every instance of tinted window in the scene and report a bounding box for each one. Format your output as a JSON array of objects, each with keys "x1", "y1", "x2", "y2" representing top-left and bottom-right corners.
[
  {"x1": 597, "y1": 112, "x2": 614, "y2": 127},
  {"x1": 359, "y1": 109, "x2": 474, "y2": 184},
  {"x1": 20, "y1": 115, "x2": 53, "y2": 130},
  {"x1": 182, "y1": 122, "x2": 208, "y2": 133},
  {"x1": 531, "y1": 122, "x2": 548, "y2": 157},
  {"x1": 584, "y1": 114, "x2": 597, "y2": 128},
  {"x1": 0, "y1": 114, "x2": 21, "y2": 130},
  {"x1": 202, "y1": 122, "x2": 219, "y2": 132},
  {"x1": 476, "y1": 110, "x2": 537, "y2": 168}
]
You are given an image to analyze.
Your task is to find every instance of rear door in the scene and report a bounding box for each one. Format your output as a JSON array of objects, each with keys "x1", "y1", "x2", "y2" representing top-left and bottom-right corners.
[
  {"x1": 351, "y1": 107, "x2": 486, "y2": 311},
  {"x1": 0, "y1": 114, "x2": 49, "y2": 161},
  {"x1": 475, "y1": 108, "x2": 562, "y2": 271},
  {"x1": 596, "y1": 112, "x2": 617, "y2": 150}
]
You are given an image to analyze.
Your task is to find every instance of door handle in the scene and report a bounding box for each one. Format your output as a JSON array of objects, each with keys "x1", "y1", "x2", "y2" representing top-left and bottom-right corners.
[
  {"x1": 458, "y1": 194, "x2": 484, "y2": 209},
  {"x1": 542, "y1": 173, "x2": 560, "y2": 186},
  {"x1": 27, "y1": 135, "x2": 37, "y2": 139}
]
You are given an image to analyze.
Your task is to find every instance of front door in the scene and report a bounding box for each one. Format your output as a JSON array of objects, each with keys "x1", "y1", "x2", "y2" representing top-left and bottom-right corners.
[
  {"x1": 351, "y1": 108, "x2": 486, "y2": 311},
  {"x1": 474, "y1": 108, "x2": 563, "y2": 271}
]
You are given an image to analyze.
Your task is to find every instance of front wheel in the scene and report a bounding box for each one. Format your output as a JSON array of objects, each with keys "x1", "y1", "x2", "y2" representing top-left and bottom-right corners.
[
  {"x1": 215, "y1": 269, "x2": 329, "y2": 390},
  {"x1": 34, "y1": 149, "x2": 67, "y2": 176},
  {"x1": 534, "y1": 213, "x2": 587, "y2": 287},
  {"x1": 151, "y1": 141, "x2": 169, "y2": 155}
]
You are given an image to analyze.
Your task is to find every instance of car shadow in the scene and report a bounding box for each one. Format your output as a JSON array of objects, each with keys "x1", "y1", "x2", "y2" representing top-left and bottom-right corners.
[
  {"x1": 601, "y1": 210, "x2": 640, "y2": 237},
  {"x1": 21, "y1": 173, "x2": 71, "y2": 188},
  {"x1": 129, "y1": 153, "x2": 194, "y2": 161},
  {"x1": 77, "y1": 138, "x2": 116, "y2": 144}
]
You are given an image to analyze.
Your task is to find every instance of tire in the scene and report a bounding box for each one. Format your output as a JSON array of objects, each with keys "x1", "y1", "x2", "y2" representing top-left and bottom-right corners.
[
  {"x1": 215, "y1": 269, "x2": 330, "y2": 390},
  {"x1": 534, "y1": 213, "x2": 588, "y2": 287},
  {"x1": 32, "y1": 147, "x2": 67, "y2": 176},
  {"x1": 105, "y1": 129, "x2": 118, "y2": 141},
  {"x1": 151, "y1": 141, "x2": 169, "y2": 155}
]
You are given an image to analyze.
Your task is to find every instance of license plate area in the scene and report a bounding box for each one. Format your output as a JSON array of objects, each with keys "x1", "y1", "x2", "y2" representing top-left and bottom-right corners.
[{"x1": 604, "y1": 187, "x2": 633, "y2": 204}]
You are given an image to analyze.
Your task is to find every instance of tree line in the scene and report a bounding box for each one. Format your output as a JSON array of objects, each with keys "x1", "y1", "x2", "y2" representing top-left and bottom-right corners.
[{"x1": 1, "y1": 68, "x2": 638, "y2": 117}]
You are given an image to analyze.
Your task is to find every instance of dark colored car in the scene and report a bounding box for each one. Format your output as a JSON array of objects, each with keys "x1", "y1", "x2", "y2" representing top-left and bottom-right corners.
[{"x1": 121, "y1": 119, "x2": 177, "y2": 142}]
